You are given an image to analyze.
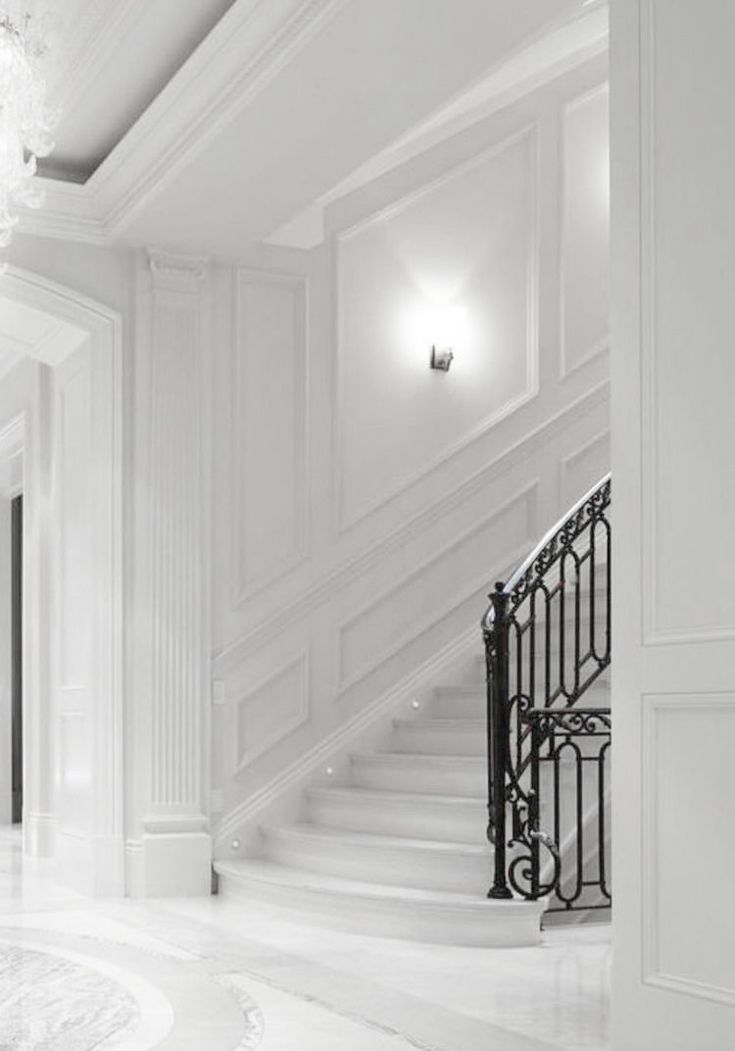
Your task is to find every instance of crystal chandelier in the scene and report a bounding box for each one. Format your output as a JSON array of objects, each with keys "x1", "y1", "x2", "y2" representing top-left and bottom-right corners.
[{"x1": 0, "y1": 9, "x2": 55, "y2": 248}]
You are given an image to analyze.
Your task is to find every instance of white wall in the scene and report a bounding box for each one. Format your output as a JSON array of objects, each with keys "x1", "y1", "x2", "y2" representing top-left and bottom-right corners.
[
  {"x1": 211, "y1": 54, "x2": 611, "y2": 852},
  {"x1": 612, "y1": 2, "x2": 735, "y2": 1047}
]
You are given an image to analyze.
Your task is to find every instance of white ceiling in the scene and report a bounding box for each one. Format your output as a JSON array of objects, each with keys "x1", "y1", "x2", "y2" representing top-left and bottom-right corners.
[{"x1": 17, "y1": 0, "x2": 607, "y2": 258}]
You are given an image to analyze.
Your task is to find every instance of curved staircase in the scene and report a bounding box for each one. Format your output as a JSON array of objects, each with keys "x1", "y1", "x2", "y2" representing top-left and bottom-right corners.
[
  {"x1": 215, "y1": 651, "x2": 548, "y2": 946},
  {"x1": 215, "y1": 476, "x2": 611, "y2": 947}
]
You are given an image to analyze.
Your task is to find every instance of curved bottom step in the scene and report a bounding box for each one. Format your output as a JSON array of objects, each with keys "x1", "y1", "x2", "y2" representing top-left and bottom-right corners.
[{"x1": 214, "y1": 858, "x2": 546, "y2": 947}]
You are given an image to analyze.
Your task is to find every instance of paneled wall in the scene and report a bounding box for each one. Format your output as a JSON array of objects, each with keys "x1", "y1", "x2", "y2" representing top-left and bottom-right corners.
[
  {"x1": 612, "y1": 2, "x2": 735, "y2": 1047},
  {"x1": 210, "y1": 55, "x2": 611, "y2": 849}
]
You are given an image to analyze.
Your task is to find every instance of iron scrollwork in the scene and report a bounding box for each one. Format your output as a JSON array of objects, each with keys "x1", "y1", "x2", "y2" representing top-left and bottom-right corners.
[{"x1": 482, "y1": 475, "x2": 612, "y2": 911}]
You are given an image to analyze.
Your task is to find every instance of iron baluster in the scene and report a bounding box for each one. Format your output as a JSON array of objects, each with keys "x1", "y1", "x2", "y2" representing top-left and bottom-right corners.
[
  {"x1": 486, "y1": 584, "x2": 513, "y2": 900},
  {"x1": 481, "y1": 475, "x2": 612, "y2": 913}
]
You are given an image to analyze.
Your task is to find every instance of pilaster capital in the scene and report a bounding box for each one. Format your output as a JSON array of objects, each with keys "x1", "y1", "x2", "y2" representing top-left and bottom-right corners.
[{"x1": 148, "y1": 248, "x2": 209, "y2": 292}]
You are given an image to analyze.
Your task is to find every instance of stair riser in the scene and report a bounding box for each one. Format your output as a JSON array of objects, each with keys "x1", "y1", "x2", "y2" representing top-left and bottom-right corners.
[
  {"x1": 463, "y1": 658, "x2": 611, "y2": 691},
  {"x1": 263, "y1": 832, "x2": 489, "y2": 893},
  {"x1": 428, "y1": 692, "x2": 486, "y2": 720},
  {"x1": 391, "y1": 723, "x2": 485, "y2": 756},
  {"x1": 307, "y1": 794, "x2": 486, "y2": 844},
  {"x1": 217, "y1": 869, "x2": 544, "y2": 948},
  {"x1": 429, "y1": 681, "x2": 610, "y2": 720},
  {"x1": 351, "y1": 757, "x2": 485, "y2": 797}
]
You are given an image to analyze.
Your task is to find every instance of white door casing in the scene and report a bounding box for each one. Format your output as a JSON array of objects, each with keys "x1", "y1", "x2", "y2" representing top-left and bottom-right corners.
[{"x1": 0, "y1": 266, "x2": 123, "y2": 896}]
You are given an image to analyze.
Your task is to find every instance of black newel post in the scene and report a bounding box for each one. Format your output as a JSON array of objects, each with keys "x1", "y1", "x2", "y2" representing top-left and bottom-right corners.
[{"x1": 486, "y1": 582, "x2": 513, "y2": 900}]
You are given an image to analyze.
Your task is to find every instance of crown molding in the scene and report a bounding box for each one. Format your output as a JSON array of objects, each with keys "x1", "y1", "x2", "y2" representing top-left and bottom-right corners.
[{"x1": 17, "y1": 0, "x2": 349, "y2": 246}]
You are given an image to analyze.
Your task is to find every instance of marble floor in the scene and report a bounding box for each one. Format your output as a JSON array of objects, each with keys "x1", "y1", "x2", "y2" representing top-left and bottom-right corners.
[{"x1": 0, "y1": 828, "x2": 610, "y2": 1050}]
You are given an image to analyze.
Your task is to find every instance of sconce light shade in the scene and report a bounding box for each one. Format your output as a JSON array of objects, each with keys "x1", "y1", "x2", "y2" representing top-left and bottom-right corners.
[{"x1": 430, "y1": 345, "x2": 454, "y2": 372}]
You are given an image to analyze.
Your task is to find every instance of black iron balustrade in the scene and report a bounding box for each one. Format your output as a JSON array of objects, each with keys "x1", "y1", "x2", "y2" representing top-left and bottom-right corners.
[
  {"x1": 525, "y1": 707, "x2": 611, "y2": 912},
  {"x1": 482, "y1": 474, "x2": 611, "y2": 909}
]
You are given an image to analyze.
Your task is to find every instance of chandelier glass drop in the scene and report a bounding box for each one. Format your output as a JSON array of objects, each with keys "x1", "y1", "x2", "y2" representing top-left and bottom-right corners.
[{"x1": 0, "y1": 10, "x2": 55, "y2": 248}]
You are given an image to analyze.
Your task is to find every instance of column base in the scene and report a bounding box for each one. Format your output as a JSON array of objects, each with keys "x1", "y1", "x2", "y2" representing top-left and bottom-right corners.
[
  {"x1": 24, "y1": 811, "x2": 55, "y2": 857},
  {"x1": 134, "y1": 831, "x2": 212, "y2": 897}
]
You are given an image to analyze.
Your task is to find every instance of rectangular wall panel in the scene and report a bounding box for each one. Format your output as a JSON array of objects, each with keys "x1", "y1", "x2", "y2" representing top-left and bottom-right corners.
[
  {"x1": 559, "y1": 430, "x2": 610, "y2": 509},
  {"x1": 641, "y1": 0, "x2": 735, "y2": 643},
  {"x1": 335, "y1": 127, "x2": 539, "y2": 531},
  {"x1": 337, "y1": 485, "x2": 537, "y2": 691},
  {"x1": 234, "y1": 652, "x2": 309, "y2": 769},
  {"x1": 643, "y1": 694, "x2": 735, "y2": 1005},
  {"x1": 560, "y1": 84, "x2": 610, "y2": 377},
  {"x1": 233, "y1": 270, "x2": 308, "y2": 603},
  {"x1": 58, "y1": 360, "x2": 91, "y2": 690}
]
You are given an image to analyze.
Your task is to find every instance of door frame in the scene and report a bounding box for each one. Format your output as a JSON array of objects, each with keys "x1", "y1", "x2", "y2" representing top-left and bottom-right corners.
[{"x1": 0, "y1": 265, "x2": 123, "y2": 895}]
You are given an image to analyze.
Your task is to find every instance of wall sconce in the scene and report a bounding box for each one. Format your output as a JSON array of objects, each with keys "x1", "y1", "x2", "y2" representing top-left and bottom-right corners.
[{"x1": 430, "y1": 345, "x2": 454, "y2": 372}]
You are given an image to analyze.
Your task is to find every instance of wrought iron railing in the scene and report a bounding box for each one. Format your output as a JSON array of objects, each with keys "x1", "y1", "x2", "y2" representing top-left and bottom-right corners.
[{"x1": 481, "y1": 474, "x2": 611, "y2": 909}]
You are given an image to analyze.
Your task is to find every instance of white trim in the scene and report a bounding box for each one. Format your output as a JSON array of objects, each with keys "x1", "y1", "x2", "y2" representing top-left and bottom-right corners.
[
  {"x1": 1, "y1": 265, "x2": 124, "y2": 896},
  {"x1": 268, "y1": 10, "x2": 609, "y2": 248},
  {"x1": 642, "y1": 691, "x2": 735, "y2": 1007},
  {"x1": 232, "y1": 650, "x2": 310, "y2": 772},
  {"x1": 17, "y1": 0, "x2": 350, "y2": 244},
  {"x1": 212, "y1": 380, "x2": 610, "y2": 675},
  {"x1": 331, "y1": 123, "x2": 541, "y2": 535},
  {"x1": 230, "y1": 267, "x2": 310, "y2": 606},
  {"x1": 558, "y1": 82, "x2": 610, "y2": 380},
  {"x1": 334, "y1": 483, "x2": 538, "y2": 694},
  {"x1": 215, "y1": 621, "x2": 482, "y2": 846}
]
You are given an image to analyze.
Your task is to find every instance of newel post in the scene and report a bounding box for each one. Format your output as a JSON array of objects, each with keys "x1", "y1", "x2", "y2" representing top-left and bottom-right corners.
[{"x1": 486, "y1": 582, "x2": 513, "y2": 900}]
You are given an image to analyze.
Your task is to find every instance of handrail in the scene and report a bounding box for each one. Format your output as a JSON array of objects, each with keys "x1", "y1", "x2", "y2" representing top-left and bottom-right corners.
[{"x1": 481, "y1": 471, "x2": 611, "y2": 630}]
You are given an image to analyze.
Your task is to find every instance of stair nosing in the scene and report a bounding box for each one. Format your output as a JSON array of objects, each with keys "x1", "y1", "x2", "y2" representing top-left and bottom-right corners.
[
  {"x1": 214, "y1": 859, "x2": 540, "y2": 912},
  {"x1": 350, "y1": 751, "x2": 485, "y2": 766},
  {"x1": 306, "y1": 785, "x2": 485, "y2": 806}
]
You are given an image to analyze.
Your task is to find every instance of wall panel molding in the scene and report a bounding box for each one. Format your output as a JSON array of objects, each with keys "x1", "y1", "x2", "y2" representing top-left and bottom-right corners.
[
  {"x1": 558, "y1": 428, "x2": 610, "y2": 508},
  {"x1": 335, "y1": 481, "x2": 538, "y2": 694},
  {"x1": 559, "y1": 81, "x2": 610, "y2": 380},
  {"x1": 332, "y1": 123, "x2": 540, "y2": 535},
  {"x1": 232, "y1": 651, "x2": 309, "y2": 772},
  {"x1": 215, "y1": 622, "x2": 481, "y2": 845},
  {"x1": 640, "y1": 0, "x2": 735, "y2": 646},
  {"x1": 230, "y1": 268, "x2": 309, "y2": 606},
  {"x1": 213, "y1": 381, "x2": 608, "y2": 676},
  {"x1": 642, "y1": 692, "x2": 735, "y2": 1007}
]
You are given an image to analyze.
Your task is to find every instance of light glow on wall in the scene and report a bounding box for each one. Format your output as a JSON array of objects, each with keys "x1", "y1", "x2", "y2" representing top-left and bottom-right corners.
[{"x1": 400, "y1": 299, "x2": 470, "y2": 371}]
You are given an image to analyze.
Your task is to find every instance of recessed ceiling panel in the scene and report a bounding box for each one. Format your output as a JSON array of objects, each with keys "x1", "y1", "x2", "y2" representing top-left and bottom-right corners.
[{"x1": 38, "y1": 0, "x2": 237, "y2": 181}]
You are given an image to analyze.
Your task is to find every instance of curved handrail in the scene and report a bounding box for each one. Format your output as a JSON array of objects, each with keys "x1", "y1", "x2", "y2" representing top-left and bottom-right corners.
[{"x1": 481, "y1": 472, "x2": 611, "y2": 631}]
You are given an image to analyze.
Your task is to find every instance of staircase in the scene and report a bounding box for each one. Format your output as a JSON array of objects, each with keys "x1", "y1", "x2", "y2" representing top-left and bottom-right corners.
[
  {"x1": 215, "y1": 476, "x2": 611, "y2": 946},
  {"x1": 215, "y1": 650, "x2": 545, "y2": 947}
]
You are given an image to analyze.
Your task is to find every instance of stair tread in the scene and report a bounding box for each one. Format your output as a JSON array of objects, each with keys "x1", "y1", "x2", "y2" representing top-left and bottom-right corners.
[
  {"x1": 215, "y1": 858, "x2": 534, "y2": 911},
  {"x1": 307, "y1": 785, "x2": 484, "y2": 806},
  {"x1": 351, "y1": 751, "x2": 485, "y2": 766},
  {"x1": 262, "y1": 821, "x2": 488, "y2": 855},
  {"x1": 393, "y1": 717, "x2": 484, "y2": 729}
]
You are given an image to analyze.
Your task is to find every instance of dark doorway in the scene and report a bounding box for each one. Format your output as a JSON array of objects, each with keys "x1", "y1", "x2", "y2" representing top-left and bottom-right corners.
[{"x1": 11, "y1": 495, "x2": 22, "y2": 825}]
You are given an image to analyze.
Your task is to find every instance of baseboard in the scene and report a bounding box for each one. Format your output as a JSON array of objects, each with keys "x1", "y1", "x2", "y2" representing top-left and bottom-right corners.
[
  {"x1": 23, "y1": 811, "x2": 56, "y2": 858},
  {"x1": 130, "y1": 830, "x2": 213, "y2": 897}
]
